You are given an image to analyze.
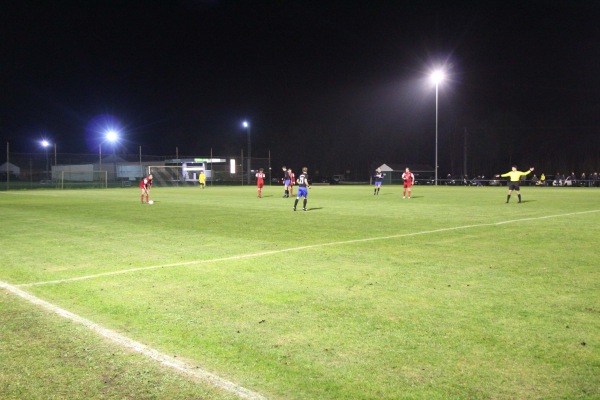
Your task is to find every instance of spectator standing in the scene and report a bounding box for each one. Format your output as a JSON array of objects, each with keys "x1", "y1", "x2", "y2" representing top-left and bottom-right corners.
[
  {"x1": 531, "y1": 174, "x2": 539, "y2": 186},
  {"x1": 568, "y1": 171, "x2": 576, "y2": 186},
  {"x1": 554, "y1": 172, "x2": 563, "y2": 186}
]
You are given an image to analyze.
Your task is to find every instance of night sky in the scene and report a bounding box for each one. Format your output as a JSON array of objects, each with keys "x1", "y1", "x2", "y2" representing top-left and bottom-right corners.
[{"x1": 2, "y1": 0, "x2": 599, "y2": 178}]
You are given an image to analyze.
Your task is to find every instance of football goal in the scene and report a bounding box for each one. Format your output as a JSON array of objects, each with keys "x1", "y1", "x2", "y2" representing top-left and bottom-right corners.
[
  {"x1": 58, "y1": 171, "x2": 108, "y2": 189},
  {"x1": 147, "y1": 165, "x2": 203, "y2": 187}
]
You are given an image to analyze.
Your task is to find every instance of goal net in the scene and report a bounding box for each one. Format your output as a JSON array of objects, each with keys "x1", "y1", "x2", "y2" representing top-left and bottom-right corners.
[
  {"x1": 147, "y1": 165, "x2": 204, "y2": 187},
  {"x1": 58, "y1": 171, "x2": 108, "y2": 189}
]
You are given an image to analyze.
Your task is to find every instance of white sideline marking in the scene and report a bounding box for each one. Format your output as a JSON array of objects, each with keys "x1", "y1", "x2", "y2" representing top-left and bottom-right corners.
[
  {"x1": 17, "y1": 209, "x2": 600, "y2": 288},
  {"x1": 2, "y1": 209, "x2": 598, "y2": 399},
  {"x1": 0, "y1": 281, "x2": 268, "y2": 400}
]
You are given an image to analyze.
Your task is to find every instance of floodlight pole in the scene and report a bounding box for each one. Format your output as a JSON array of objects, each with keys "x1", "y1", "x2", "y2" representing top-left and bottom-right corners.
[
  {"x1": 435, "y1": 81, "x2": 439, "y2": 186},
  {"x1": 41, "y1": 140, "x2": 50, "y2": 180},
  {"x1": 243, "y1": 121, "x2": 251, "y2": 185},
  {"x1": 248, "y1": 124, "x2": 251, "y2": 185},
  {"x1": 45, "y1": 146, "x2": 49, "y2": 179},
  {"x1": 100, "y1": 131, "x2": 119, "y2": 184},
  {"x1": 6, "y1": 141, "x2": 9, "y2": 190},
  {"x1": 430, "y1": 69, "x2": 445, "y2": 186}
]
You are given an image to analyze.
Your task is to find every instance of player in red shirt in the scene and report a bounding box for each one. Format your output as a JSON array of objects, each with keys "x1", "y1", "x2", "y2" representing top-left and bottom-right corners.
[
  {"x1": 256, "y1": 168, "x2": 265, "y2": 198},
  {"x1": 140, "y1": 174, "x2": 153, "y2": 203},
  {"x1": 288, "y1": 168, "x2": 295, "y2": 196},
  {"x1": 402, "y1": 167, "x2": 414, "y2": 199}
]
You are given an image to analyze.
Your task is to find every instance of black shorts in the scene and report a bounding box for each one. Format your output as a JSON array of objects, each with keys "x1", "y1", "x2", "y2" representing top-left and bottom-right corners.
[{"x1": 508, "y1": 182, "x2": 520, "y2": 191}]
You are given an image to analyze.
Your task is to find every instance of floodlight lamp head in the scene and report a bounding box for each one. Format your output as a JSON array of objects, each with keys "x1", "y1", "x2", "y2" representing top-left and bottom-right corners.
[
  {"x1": 430, "y1": 70, "x2": 446, "y2": 85},
  {"x1": 105, "y1": 130, "x2": 118, "y2": 142},
  {"x1": 242, "y1": 121, "x2": 249, "y2": 128},
  {"x1": 41, "y1": 140, "x2": 50, "y2": 148}
]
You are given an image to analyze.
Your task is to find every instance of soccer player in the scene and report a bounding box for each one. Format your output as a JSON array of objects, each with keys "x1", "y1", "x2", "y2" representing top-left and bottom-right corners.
[
  {"x1": 199, "y1": 170, "x2": 206, "y2": 189},
  {"x1": 293, "y1": 167, "x2": 311, "y2": 211},
  {"x1": 288, "y1": 168, "x2": 295, "y2": 196},
  {"x1": 402, "y1": 167, "x2": 414, "y2": 198},
  {"x1": 282, "y1": 166, "x2": 291, "y2": 198},
  {"x1": 373, "y1": 168, "x2": 384, "y2": 195},
  {"x1": 140, "y1": 174, "x2": 153, "y2": 203},
  {"x1": 256, "y1": 168, "x2": 265, "y2": 198},
  {"x1": 501, "y1": 166, "x2": 534, "y2": 203}
]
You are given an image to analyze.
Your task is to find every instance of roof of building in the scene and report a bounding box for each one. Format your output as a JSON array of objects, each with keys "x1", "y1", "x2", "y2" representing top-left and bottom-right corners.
[{"x1": 377, "y1": 163, "x2": 434, "y2": 172}]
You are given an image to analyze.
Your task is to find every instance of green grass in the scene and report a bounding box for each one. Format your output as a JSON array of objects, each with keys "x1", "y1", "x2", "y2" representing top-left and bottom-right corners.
[{"x1": 1, "y1": 185, "x2": 599, "y2": 399}]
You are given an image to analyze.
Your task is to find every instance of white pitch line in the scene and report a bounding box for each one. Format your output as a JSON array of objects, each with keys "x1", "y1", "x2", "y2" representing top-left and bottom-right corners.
[
  {"x1": 2, "y1": 209, "x2": 598, "y2": 399},
  {"x1": 17, "y1": 209, "x2": 600, "y2": 288},
  {"x1": 0, "y1": 281, "x2": 269, "y2": 400}
]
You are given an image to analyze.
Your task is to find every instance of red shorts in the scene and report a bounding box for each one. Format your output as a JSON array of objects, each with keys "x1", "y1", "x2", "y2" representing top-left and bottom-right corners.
[
  {"x1": 257, "y1": 182, "x2": 264, "y2": 189},
  {"x1": 403, "y1": 182, "x2": 412, "y2": 188}
]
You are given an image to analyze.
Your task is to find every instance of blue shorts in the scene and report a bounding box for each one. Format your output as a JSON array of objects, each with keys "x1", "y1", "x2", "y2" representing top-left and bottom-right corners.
[
  {"x1": 297, "y1": 187, "x2": 308, "y2": 198},
  {"x1": 285, "y1": 179, "x2": 291, "y2": 186},
  {"x1": 375, "y1": 181, "x2": 382, "y2": 187}
]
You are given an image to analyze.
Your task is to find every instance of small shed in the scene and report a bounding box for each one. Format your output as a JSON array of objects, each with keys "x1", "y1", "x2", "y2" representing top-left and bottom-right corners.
[{"x1": 373, "y1": 163, "x2": 394, "y2": 184}]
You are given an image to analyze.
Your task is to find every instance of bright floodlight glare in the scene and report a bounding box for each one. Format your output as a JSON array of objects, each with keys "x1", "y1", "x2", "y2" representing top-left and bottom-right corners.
[
  {"x1": 242, "y1": 121, "x2": 249, "y2": 128},
  {"x1": 41, "y1": 140, "x2": 50, "y2": 147},
  {"x1": 106, "y1": 130, "x2": 118, "y2": 142},
  {"x1": 430, "y1": 70, "x2": 446, "y2": 85}
]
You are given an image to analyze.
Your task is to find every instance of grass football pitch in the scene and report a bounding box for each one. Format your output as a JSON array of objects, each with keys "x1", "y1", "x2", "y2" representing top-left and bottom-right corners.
[{"x1": 1, "y1": 185, "x2": 599, "y2": 399}]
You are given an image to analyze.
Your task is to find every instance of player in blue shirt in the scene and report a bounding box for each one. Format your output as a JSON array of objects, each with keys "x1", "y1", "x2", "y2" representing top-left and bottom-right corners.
[
  {"x1": 293, "y1": 167, "x2": 311, "y2": 211},
  {"x1": 373, "y1": 168, "x2": 384, "y2": 195}
]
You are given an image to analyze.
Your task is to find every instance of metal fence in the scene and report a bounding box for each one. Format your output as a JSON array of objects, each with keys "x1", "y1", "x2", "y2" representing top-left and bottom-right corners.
[
  {"x1": 414, "y1": 177, "x2": 600, "y2": 187},
  {"x1": 3, "y1": 151, "x2": 599, "y2": 190},
  {"x1": 1, "y1": 152, "x2": 273, "y2": 190}
]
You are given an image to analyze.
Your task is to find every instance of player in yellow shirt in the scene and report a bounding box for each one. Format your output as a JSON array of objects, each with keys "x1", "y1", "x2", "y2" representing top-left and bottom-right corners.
[
  {"x1": 199, "y1": 170, "x2": 206, "y2": 189},
  {"x1": 501, "y1": 166, "x2": 534, "y2": 203}
]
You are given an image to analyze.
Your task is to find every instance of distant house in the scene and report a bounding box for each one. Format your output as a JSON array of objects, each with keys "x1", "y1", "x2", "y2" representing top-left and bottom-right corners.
[
  {"x1": 0, "y1": 162, "x2": 21, "y2": 178},
  {"x1": 374, "y1": 163, "x2": 434, "y2": 184}
]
